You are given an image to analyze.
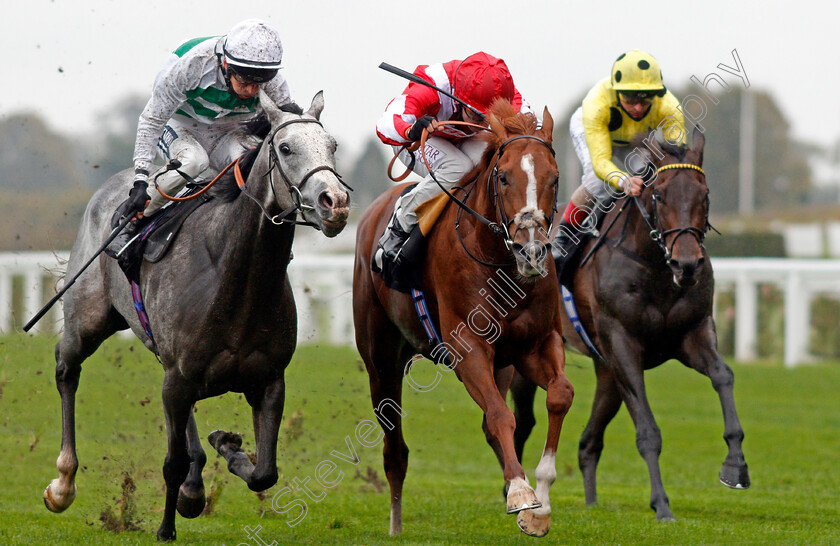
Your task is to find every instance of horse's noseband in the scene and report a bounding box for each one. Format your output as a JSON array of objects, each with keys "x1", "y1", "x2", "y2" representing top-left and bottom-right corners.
[{"x1": 635, "y1": 163, "x2": 711, "y2": 260}]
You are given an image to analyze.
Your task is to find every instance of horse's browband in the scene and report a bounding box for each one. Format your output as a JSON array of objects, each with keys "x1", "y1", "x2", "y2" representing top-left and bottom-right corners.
[{"x1": 657, "y1": 163, "x2": 705, "y2": 175}]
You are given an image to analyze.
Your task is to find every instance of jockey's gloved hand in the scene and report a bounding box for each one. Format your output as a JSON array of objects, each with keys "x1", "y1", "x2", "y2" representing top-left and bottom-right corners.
[
  {"x1": 127, "y1": 172, "x2": 150, "y2": 216},
  {"x1": 407, "y1": 115, "x2": 436, "y2": 142}
]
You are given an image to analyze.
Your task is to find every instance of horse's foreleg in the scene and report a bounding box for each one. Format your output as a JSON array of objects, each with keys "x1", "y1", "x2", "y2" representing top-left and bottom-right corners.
[
  {"x1": 578, "y1": 360, "x2": 623, "y2": 506},
  {"x1": 248, "y1": 376, "x2": 285, "y2": 491},
  {"x1": 368, "y1": 361, "x2": 409, "y2": 536},
  {"x1": 605, "y1": 326, "x2": 674, "y2": 521},
  {"x1": 459, "y1": 353, "x2": 539, "y2": 515},
  {"x1": 176, "y1": 410, "x2": 208, "y2": 518},
  {"x1": 678, "y1": 317, "x2": 750, "y2": 489},
  {"x1": 514, "y1": 334, "x2": 574, "y2": 537},
  {"x1": 44, "y1": 343, "x2": 81, "y2": 513},
  {"x1": 208, "y1": 376, "x2": 285, "y2": 492},
  {"x1": 482, "y1": 365, "x2": 514, "y2": 498},
  {"x1": 157, "y1": 379, "x2": 193, "y2": 542}
]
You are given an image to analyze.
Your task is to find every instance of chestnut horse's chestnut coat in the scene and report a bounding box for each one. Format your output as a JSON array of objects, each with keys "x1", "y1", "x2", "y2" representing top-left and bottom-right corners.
[{"x1": 353, "y1": 101, "x2": 573, "y2": 537}]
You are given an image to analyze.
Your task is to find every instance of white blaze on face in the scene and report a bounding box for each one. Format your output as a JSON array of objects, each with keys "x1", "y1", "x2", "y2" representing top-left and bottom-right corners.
[
  {"x1": 520, "y1": 154, "x2": 538, "y2": 241},
  {"x1": 521, "y1": 154, "x2": 537, "y2": 210}
]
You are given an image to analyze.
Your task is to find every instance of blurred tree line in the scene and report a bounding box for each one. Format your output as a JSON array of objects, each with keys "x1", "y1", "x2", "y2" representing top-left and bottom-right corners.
[{"x1": 0, "y1": 86, "x2": 814, "y2": 250}]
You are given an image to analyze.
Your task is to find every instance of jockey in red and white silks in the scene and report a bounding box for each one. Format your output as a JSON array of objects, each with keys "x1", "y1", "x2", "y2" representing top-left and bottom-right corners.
[{"x1": 374, "y1": 52, "x2": 532, "y2": 267}]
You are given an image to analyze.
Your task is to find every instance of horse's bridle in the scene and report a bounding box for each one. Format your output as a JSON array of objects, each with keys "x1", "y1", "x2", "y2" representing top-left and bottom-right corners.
[
  {"x1": 237, "y1": 117, "x2": 351, "y2": 227},
  {"x1": 486, "y1": 135, "x2": 558, "y2": 246},
  {"x1": 633, "y1": 163, "x2": 712, "y2": 260}
]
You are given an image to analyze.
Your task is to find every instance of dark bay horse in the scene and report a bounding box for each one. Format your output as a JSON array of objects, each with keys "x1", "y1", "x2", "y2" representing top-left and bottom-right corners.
[
  {"x1": 504, "y1": 127, "x2": 750, "y2": 520},
  {"x1": 42, "y1": 91, "x2": 350, "y2": 541},
  {"x1": 353, "y1": 101, "x2": 574, "y2": 537}
]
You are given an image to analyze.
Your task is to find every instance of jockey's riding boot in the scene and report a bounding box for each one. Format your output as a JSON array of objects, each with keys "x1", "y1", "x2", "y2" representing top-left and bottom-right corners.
[
  {"x1": 551, "y1": 219, "x2": 579, "y2": 281},
  {"x1": 104, "y1": 220, "x2": 140, "y2": 260},
  {"x1": 373, "y1": 209, "x2": 411, "y2": 271}
]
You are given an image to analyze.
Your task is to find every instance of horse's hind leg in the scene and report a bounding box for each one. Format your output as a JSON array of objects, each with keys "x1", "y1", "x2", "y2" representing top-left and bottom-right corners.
[
  {"x1": 208, "y1": 375, "x2": 285, "y2": 492},
  {"x1": 678, "y1": 317, "x2": 750, "y2": 489},
  {"x1": 365, "y1": 346, "x2": 410, "y2": 536},
  {"x1": 44, "y1": 309, "x2": 123, "y2": 513},
  {"x1": 176, "y1": 410, "x2": 207, "y2": 518},
  {"x1": 578, "y1": 359, "x2": 623, "y2": 506}
]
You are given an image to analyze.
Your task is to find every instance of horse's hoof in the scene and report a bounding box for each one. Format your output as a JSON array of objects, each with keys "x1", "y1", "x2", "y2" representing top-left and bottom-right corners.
[
  {"x1": 156, "y1": 527, "x2": 176, "y2": 542},
  {"x1": 208, "y1": 430, "x2": 242, "y2": 450},
  {"x1": 43, "y1": 480, "x2": 75, "y2": 513},
  {"x1": 517, "y1": 509, "x2": 551, "y2": 537},
  {"x1": 719, "y1": 461, "x2": 750, "y2": 489},
  {"x1": 655, "y1": 506, "x2": 676, "y2": 521},
  {"x1": 506, "y1": 485, "x2": 541, "y2": 514},
  {"x1": 176, "y1": 485, "x2": 206, "y2": 519}
]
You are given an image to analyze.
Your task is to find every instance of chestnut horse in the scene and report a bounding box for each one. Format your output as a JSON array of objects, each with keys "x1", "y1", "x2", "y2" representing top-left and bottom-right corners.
[
  {"x1": 504, "y1": 127, "x2": 750, "y2": 520},
  {"x1": 353, "y1": 101, "x2": 573, "y2": 537}
]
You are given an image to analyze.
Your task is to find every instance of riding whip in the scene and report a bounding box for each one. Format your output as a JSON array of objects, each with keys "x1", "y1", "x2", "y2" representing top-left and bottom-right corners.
[
  {"x1": 378, "y1": 62, "x2": 486, "y2": 120},
  {"x1": 22, "y1": 214, "x2": 134, "y2": 332}
]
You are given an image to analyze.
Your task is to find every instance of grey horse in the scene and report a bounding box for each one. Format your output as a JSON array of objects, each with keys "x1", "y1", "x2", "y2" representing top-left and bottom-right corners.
[{"x1": 42, "y1": 91, "x2": 350, "y2": 541}]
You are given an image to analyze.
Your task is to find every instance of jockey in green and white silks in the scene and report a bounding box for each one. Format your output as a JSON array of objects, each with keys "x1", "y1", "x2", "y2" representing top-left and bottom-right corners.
[
  {"x1": 134, "y1": 18, "x2": 290, "y2": 216},
  {"x1": 107, "y1": 19, "x2": 291, "y2": 258}
]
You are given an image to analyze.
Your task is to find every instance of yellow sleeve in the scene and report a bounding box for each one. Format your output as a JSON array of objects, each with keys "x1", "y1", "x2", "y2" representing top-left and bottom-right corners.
[{"x1": 581, "y1": 89, "x2": 627, "y2": 187}]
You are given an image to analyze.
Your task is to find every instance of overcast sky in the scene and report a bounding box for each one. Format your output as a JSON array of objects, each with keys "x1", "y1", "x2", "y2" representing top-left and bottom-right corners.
[{"x1": 4, "y1": 0, "x2": 838, "y2": 164}]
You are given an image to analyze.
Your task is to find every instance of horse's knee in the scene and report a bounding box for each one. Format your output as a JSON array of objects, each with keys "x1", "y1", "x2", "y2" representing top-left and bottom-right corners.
[
  {"x1": 635, "y1": 424, "x2": 663, "y2": 456},
  {"x1": 163, "y1": 452, "x2": 191, "y2": 487},
  {"x1": 248, "y1": 468, "x2": 278, "y2": 492},
  {"x1": 546, "y1": 376, "x2": 574, "y2": 415},
  {"x1": 487, "y1": 404, "x2": 517, "y2": 436},
  {"x1": 708, "y1": 360, "x2": 735, "y2": 390}
]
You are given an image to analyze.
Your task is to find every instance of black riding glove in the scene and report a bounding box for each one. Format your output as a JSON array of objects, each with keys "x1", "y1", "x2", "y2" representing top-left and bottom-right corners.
[
  {"x1": 127, "y1": 179, "x2": 150, "y2": 215},
  {"x1": 407, "y1": 115, "x2": 436, "y2": 142}
]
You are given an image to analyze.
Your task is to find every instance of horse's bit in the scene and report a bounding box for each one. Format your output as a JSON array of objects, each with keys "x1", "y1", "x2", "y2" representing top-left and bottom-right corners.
[
  {"x1": 237, "y1": 117, "x2": 352, "y2": 227},
  {"x1": 633, "y1": 163, "x2": 712, "y2": 260}
]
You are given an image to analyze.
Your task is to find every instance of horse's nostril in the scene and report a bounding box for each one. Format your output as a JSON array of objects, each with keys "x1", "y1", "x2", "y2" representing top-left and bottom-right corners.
[
  {"x1": 319, "y1": 191, "x2": 334, "y2": 209},
  {"x1": 668, "y1": 259, "x2": 679, "y2": 268},
  {"x1": 697, "y1": 256, "x2": 705, "y2": 267}
]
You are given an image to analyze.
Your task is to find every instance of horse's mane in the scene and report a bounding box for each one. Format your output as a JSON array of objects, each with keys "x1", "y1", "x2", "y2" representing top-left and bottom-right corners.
[
  {"x1": 631, "y1": 129, "x2": 688, "y2": 166},
  {"x1": 459, "y1": 99, "x2": 540, "y2": 185},
  {"x1": 210, "y1": 102, "x2": 305, "y2": 202}
]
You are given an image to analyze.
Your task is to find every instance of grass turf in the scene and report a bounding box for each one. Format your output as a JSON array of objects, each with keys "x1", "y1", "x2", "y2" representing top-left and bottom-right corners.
[{"x1": 0, "y1": 333, "x2": 838, "y2": 544}]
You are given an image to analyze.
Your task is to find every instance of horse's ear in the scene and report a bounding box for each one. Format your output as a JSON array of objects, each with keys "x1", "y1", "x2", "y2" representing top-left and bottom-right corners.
[
  {"x1": 305, "y1": 91, "x2": 325, "y2": 121},
  {"x1": 488, "y1": 112, "x2": 507, "y2": 141},
  {"x1": 259, "y1": 88, "x2": 285, "y2": 126},
  {"x1": 690, "y1": 125, "x2": 705, "y2": 166},
  {"x1": 539, "y1": 107, "x2": 554, "y2": 145}
]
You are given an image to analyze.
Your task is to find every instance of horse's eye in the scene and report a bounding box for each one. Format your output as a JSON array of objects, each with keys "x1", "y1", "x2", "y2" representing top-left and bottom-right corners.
[
  {"x1": 652, "y1": 191, "x2": 662, "y2": 202},
  {"x1": 279, "y1": 143, "x2": 292, "y2": 155},
  {"x1": 498, "y1": 172, "x2": 508, "y2": 186}
]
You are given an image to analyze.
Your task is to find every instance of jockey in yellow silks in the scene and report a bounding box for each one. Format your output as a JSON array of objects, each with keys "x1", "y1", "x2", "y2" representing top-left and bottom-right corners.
[{"x1": 553, "y1": 49, "x2": 687, "y2": 265}]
